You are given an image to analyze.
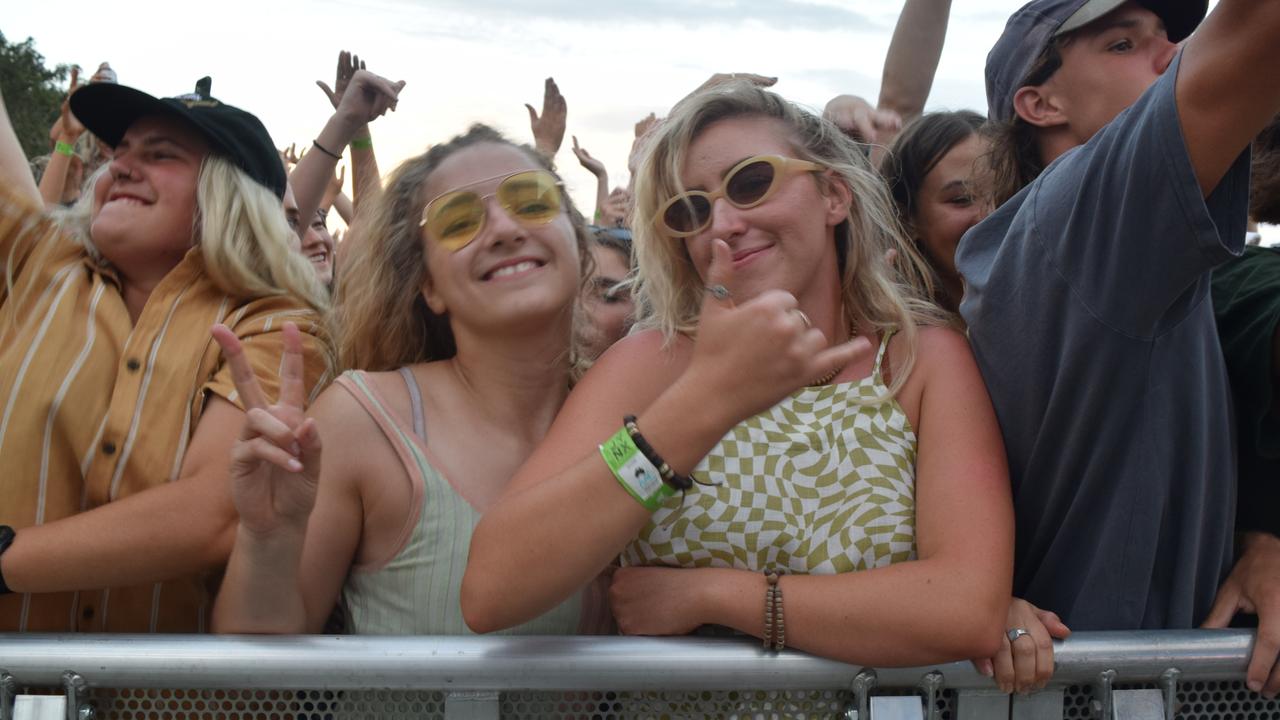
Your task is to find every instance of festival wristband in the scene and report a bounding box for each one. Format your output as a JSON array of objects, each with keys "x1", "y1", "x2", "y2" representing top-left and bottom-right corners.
[
  {"x1": 599, "y1": 426, "x2": 676, "y2": 511},
  {"x1": 351, "y1": 137, "x2": 374, "y2": 150},
  {"x1": 55, "y1": 141, "x2": 76, "y2": 157}
]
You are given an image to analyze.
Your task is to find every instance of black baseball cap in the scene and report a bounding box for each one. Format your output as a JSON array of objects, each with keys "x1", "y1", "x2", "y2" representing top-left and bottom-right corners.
[
  {"x1": 986, "y1": 0, "x2": 1209, "y2": 124},
  {"x1": 70, "y1": 78, "x2": 287, "y2": 199}
]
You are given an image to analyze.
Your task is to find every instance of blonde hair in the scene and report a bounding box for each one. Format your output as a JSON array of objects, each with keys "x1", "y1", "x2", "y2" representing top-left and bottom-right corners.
[
  {"x1": 630, "y1": 82, "x2": 953, "y2": 398},
  {"x1": 195, "y1": 156, "x2": 329, "y2": 317},
  {"x1": 333, "y1": 124, "x2": 593, "y2": 373}
]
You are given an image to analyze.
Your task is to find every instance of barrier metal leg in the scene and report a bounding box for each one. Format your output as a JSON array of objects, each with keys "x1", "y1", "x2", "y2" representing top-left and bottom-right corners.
[
  {"x1": 919, "y1": 670, "x2": 944, "y2": 720},
  {"x1": 844, "y1": 669, "x2": 878, "y2": 720},
  {"x1": 444, "y1": 690, "x2": 499, "y2": 720},
  {"x1": 1, "y1": 672, "x2": 15, "y2": 720},
  {"x1": 1011, "y1": 689, "x2": 1064, "y2": 720},
  {"x1": 955, "y1": 689, "x2": 1010, "y2": 720},
  {"x1": 1159, "y1": 668, "x2": 1181, "y2": 720},
  {"x1": 59, "y1": 673, "x2": 91, "y2": 720},
  {"x1": 1092, "y1": 669, "x2": 1118, "y2": 720}
]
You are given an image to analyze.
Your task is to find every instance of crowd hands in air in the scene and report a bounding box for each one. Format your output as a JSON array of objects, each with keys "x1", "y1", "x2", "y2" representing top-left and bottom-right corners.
[{"x1": 3, "y1": 0, "x2": 1280, "y2": 701}]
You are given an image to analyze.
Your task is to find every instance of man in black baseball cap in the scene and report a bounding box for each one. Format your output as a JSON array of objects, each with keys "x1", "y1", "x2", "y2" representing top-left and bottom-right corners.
[
  {"x1": 70, "y1": 77, "x2": 286, "y2": 199},
  {"x1": 953, "y1": 0, "x2": 1280, "y2": 694}
]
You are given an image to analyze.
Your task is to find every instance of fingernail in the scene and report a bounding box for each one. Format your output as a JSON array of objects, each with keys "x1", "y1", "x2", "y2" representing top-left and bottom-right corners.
[
  {"x1": 291, "y1": 442, "x2": 302, "y2": 456},
  {"x1": 1248, "y1": 680, "x2": 1262, "y2": 692},
  {"x1": 980, "y1": 664, "x2": 993, "y2": 677},
  {"x1": 287, "y1": 458, "x2": 303, "y2": 472}
]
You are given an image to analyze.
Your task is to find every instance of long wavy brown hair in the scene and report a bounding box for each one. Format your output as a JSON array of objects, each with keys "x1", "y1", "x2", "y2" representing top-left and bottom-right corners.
[{"x1": 332, "y1": 124, "x2": 593, "y2": 373}]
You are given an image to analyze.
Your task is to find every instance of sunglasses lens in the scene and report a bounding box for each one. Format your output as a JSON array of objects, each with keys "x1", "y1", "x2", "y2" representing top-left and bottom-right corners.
[
  {"x1": 499, "y1": 171, "x2": 562, "y2": 225},
  {"x1": 725, "y1": 160, "x2": 777, "y2": 206},
  {"x1": 426, "y1": 191, "x2": 485, "y2": 250},
  {"x1": 663, "y1": 195, "x2": 711, "y2": 235}
]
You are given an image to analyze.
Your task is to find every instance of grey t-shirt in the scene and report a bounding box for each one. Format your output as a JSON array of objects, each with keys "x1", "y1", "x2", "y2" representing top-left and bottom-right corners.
[{"x1": 956, "y1": 53, "x2": 1250, "y2": 630}]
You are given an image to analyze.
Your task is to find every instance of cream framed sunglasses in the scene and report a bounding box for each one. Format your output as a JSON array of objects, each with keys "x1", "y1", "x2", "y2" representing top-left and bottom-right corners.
[
  {"x1": 656, "y1": 155, "x2": 825, "y2": 237},
  {"x1": 420, "y1": 169, "x2": 564, "y2": 251}
]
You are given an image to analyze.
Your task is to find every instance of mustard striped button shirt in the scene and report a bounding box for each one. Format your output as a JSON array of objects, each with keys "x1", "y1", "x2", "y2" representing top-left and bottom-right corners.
[{"x1": 0, "y1": 187, "x2": 330, "y2": 633}]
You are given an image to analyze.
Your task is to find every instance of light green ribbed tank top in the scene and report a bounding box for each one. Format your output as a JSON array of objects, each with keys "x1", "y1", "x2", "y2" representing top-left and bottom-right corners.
[
  {"x1": 621, "y1": 333, "x2": 917, "y2": 574},
  {"x1": 333, "y1": 369, "x2": 592, "y2": 635}
]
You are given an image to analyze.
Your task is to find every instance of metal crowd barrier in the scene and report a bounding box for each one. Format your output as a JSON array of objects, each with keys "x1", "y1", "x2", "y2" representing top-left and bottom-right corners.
[{"x1": 0, "y1": 630, "x2": 1276, "y2": 719}]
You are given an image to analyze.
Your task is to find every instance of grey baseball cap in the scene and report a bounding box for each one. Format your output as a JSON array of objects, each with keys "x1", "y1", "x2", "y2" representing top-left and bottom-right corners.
[{"x1": 985, "y1": 0, "x2": 1208, "y2": 124}]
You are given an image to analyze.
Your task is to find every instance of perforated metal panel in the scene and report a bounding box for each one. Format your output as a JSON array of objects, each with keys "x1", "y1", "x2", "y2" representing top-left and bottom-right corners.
[
  {"x1": 1060, "y1": 681, "x2": 1280, "y2": 720},
  {"x1": 3, "y1": 681, "x2": 1271, "y2": 718}
]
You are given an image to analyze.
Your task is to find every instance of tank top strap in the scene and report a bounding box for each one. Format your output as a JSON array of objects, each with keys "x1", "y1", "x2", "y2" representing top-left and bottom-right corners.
[
  {"x1": 397, "y1": 366, "x2": 427, "y2": 442},
  {"x1": 872, "y1": 329, "x2": 896, "y2": 379}
]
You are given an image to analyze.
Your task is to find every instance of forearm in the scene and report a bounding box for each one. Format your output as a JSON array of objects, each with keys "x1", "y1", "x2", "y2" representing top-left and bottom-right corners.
[
  {"x1": 592, "y1": 172, "x2": 609, "y2": 223},
  {"x1": 211, "y1": 526, "x2": 310, "y2": 634},
  {"x1": 1, "y1": 478, "x2": 236, "y2": 593},
  {"x1": 462, "y1": 375, "x2": 739, "y2": 632},
  {"x1": 0, "y1": 88, "x2": 43, "y2": 208},
  {"x1": 878, "y1": 0, "x2": 951, "y2": 123},
  {"x1": 331, "y1": 192, "x2": 354, "y2": 225},
  {"x1": 701, "y1": 558, "x2": 1006, "y2": 666},
  {"x1": 294, "y1": 114, "x2": 363, "y2": 239},
  {"x1": 38, "y1": 142, "x2": 75, "y2": 207},
  {"x1": 350, "y1": 127, "x2": 381, "y2": 215}
]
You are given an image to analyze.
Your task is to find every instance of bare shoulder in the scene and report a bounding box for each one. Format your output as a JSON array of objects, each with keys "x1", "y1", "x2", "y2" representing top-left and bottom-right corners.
[
  {"x1": 886, "y1": 324, "x2": 972, "y2": 374},
  {"x1": 307, "y1": 377, "x2": 389, "y2": 491}
]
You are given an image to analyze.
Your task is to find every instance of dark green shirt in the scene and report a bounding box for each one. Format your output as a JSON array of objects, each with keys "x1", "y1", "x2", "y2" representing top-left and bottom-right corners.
[{"x1": 1212, "y1": 245, "x2": 1280, "y2": 536}]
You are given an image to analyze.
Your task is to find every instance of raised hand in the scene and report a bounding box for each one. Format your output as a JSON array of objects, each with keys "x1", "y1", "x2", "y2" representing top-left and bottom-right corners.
[
  {"x1": 571, "y1": 136, "x2": 606, "y2": 178},
  {"x1": 526, "y1": 77, "x2": 567, "y2": 158},
  {"x1": 282, "y1": 142, "x2": 304, "y2": 167},
  {"x1": 634, "y1": 112, "x2": 659, "y2": 140},
  {"x1": 50, "y1": 65, "x2": 86, "y2": 145},
  {"x1": 823, "y1": 94, "x2": 903, "y2": 145},
  {"x1": 600, "y1": 186, "x2": 630, "y2": 228},
  {"x1": 693, "y1": 72, "x2": 777, "y2": 96},
  {"x1": 316, "y1": 50, "x2": 367, "y2": 110},
  {"x1": 688, "y1": 239, "x2": 871, "y2": 422},
  {"x1": 335, "y1": 69, "x2": 406, "y2": 132},
  {"x1": 211, "y1": 322, "x2": 322, "y2": 538}
]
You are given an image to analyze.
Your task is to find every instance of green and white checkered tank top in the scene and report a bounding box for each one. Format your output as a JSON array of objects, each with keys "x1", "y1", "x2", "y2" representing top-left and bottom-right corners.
[{"x1": 621, "y1": 332, "x2": 917, "y2": 574}]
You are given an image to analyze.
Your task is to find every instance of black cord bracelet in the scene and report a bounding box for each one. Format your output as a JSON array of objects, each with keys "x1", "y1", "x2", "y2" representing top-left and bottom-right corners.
[
  {"x1": 312, "y1": 139, "x2": 342, "y2": 160},
  {"x1": 623, "y1": 415, "x2": 694, "y2": 491}
]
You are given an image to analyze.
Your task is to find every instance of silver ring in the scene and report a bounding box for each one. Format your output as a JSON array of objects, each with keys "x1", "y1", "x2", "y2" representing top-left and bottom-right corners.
[
  {"x1": 1006, "y1": 628, "x2": 1032, "y2": 644},
  {"x1": 705, "y1": 284, "x2": 731, "y2": 301},
  {"x1": 792, "y1": 309, "x2": 812, "y2": 329}
]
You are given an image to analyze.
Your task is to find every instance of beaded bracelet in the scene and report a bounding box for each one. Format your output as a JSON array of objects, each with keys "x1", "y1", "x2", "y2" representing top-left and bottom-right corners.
[
  {"x1": 764, "y1": 571, "x2": 785, "y2": 651},
  {"x1": 599, "y1": 424, "x2": 677, "y2": 511},
  {"x1": 623, "y1": 415, "x2": 693, "y2": 491}
]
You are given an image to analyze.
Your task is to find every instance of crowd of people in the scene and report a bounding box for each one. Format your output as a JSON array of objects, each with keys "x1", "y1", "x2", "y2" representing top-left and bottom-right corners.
[{"x1": 2, "y1": 0, "x2": 1279, "y2": 701}]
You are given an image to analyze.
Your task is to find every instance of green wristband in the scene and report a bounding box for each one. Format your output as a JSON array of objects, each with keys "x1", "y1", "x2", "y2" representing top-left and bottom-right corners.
[
  {"x1": 55, "y1": 141, "x2": 76, "y2": 157},
  {"x1": 351, "y1": 137, "x2": 373, "y2": 150},
  {"x1": 599, "y1": 426, "x2": 676, "y2": 511}
]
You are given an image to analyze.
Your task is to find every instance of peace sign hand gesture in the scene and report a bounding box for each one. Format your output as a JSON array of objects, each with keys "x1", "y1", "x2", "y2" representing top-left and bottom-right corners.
[{"x1": 212, "y1": 322, "x2": 322, "y2": 538}]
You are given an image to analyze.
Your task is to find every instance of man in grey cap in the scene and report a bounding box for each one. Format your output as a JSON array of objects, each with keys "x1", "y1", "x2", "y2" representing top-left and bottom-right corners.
[{"x1": 955, "y1": 0, "x2": 1280, "y2": 695}]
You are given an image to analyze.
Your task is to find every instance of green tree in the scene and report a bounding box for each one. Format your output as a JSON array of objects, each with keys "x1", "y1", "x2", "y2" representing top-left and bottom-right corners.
[{"x1": 0, "y1": 31, "x2": 69, "y2": 160}]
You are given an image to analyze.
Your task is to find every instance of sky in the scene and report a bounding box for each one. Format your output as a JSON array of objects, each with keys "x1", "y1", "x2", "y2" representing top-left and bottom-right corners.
[{"x1": 4, "y1": 0, "x2": 1274, "y2": 243}]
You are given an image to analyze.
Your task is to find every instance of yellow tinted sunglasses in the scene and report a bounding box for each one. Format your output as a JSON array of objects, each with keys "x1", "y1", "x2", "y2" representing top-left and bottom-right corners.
[
  {"x1": 657, "y1": 155, "x2": 825, "y2": 237},
  {"x1": 420, "y1": 169, "x2": 564, "y2": 251}
]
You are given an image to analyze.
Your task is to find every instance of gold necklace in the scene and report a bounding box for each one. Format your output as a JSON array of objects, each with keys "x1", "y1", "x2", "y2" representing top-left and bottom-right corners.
[{"x1": 808, "y1": 320, "x2": 860, "y2": 386}]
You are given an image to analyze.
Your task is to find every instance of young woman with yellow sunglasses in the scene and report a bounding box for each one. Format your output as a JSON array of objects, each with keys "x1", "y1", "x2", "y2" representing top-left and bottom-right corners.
[
  {"x1": 463, "y1": 83, "x2": 1014, "y2": 667},
  {"x1": 212, "y1": 124, "x2": 610, "y2": 636}
]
